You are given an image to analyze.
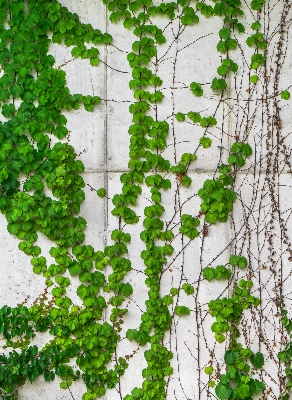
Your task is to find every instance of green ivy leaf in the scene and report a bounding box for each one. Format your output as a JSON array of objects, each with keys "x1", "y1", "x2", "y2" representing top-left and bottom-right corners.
[
  {"x1": 250, "y1": 75, "x2": 259, "y2": 84},
  {"x1": 202, "y1": 267, "x2": 215, "y2": 281},
  {"x1": 200, "y1": 137, "x2": 212, "y2": 148},
  {"x1": 219, "y1": 28, "x2": 231, "y2": 40},
  {"x1": 237, "y1": 383, "x2": 250, "y2": 399},
  {"x1": 175, "y1": 112, "x2": 185, "y2": 121},
  {"x1": 217, "y1": 40, "x2": 227, "y2": 53},
  {"x1": 181, "y1": 175, "x2": 192, "y2": 187},
  {"x1": 215, "y1": 383, "x2": 232, "y2": 399},
  {"x1": 250, "y1": 352, "x2": 264, "y2": 369},
  {"x1": 97, "y1": 188, "x2": 106, "y2": 198},
  {"x1": 174, "y1": 305, "x2": 190, "y2": 316},
  {"x1": 224, "y1": 350, "x2": 239, "y2": 364},
  {"x1": 252, "y1": 379, "x2": 265, "y2": 394},
  {"x1": 182, "y1": 283, "x2": 194, "y2": 295},
  {"x1": 170, "y1": 288, "x2": 179, "y2": 296},
  {"x1": 211, "y1": 77, "x2": 227, "y2": 91},
  {"x1": 190, "y1": 82, "x2": 203, "y2": 97},
  {"x1": 281, "y1": 90, "x2": 290, "y2": 100},
  {"x1": 251, "y1": 21, "x2": 261, "y2": 30},
  {"x1": 204, "y1": 366, "x2": 214, "y2": 374}
]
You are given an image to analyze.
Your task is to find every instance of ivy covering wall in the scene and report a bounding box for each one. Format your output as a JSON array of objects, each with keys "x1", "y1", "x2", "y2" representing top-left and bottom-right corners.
[{"x1": 0, "y1": 0, "x2": 292, "y2": 399}]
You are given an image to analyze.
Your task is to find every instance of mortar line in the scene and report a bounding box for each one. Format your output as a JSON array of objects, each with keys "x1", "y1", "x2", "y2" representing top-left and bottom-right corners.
[
  {"x1": 103, "y1": 7, "x2": 109, "y2": 400},
  {"x1": 103, "y1": 7, "x2": 109, "y2": 250},
  {"x1": 226, "y1": 59, "x2": 235, "y2": 310},
  {"x1": 84, "y1": 168, "x2": 291, "y2": 174}
]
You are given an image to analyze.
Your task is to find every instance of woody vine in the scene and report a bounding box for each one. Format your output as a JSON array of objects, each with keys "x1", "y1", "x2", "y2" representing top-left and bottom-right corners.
[{"x1": 0, "y1": 0, "x2": 291, "y2": 399}]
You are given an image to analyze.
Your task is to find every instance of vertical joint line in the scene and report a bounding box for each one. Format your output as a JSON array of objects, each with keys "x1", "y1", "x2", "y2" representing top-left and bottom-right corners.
[{"x1": 103, "y1": 6, "x2": 109, "y2": 250}]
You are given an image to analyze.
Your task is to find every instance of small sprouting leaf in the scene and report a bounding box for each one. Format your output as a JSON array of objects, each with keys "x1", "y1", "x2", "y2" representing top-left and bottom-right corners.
[
  {"x1": 182, "y1": 283, "x2": 195, "y2": 295},
  {"x1": 229, "y1": 255, "x2": 239, "y2": 266},
  {"x1": 250, "y1": 75, "x2": 259, "y2": 84},
  {"x1": 251, "y1": 0, "x2": 265, "y2": 11},
  {"x1": 181, "y1": 175, "x2": 192, "y2": 187},
  {"x1": 163, "y1": 295, "x2": 173, "y2": 306},
  {"x1": 90, "y1": 57, "x2": 99, "y2": 66},
  {"x1": 251, "y1": 21, "x2": 261, "y2": 31},
  {"x1": 170, "y1": 288, "x2": 179, "y2": 296},
  {"x1": 187, "y1": 111, "x2": 201, "y2": 123},
  {"x1": 238, "y1": 256, "x2": 248, "y2": 268},
  {"x1": 281, "y1": 90, "x2": 290, "y2": 100},
  {"x1": 217, "y1": 65, "x2": 229, "y2": 76},
  {"x1": 190, "y1": 82, "x2": 203, "y2": 97},
  {"x1": 200, "y1": 137, "x2": 212, "y2": 148},
  {"x1": 202, "y1": 267, "x2": 215, "y2": 281},
  {"x1": 174, "y1": 305, "x2": 191, "y2": 316},
  {"x1": 97, "y1": 188, "x2": 106, "y2": 198},
  {"x1": 180, "y1": 153, "x2": 197, "y2": 164},
  {"x1": 204, "y1": 366, "x2": 214, "y2": 374},
  {"x1": 176, "y1": 112, "x2": 185, "y2": 121}
]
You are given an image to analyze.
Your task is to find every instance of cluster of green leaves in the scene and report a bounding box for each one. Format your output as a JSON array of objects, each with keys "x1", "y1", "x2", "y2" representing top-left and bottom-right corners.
[
  {"x1": 211, "y1": 0, "x2": 245, "y2": 92},
  {"x1": 247, "y1": 15, "x2": 266, "y2": 85},
  {"x1": 181, "y1": 6, "x2": 200, "y2": 26},
  {"x1": 49, "y1": 243, "x2": 130, "y2": 399},
  {"x1": 197, "y1": 143, "x2": 252, "y2": 224},
  {"x1": 227, "y1": 142, "x2": 252, "y2": 167},
  {"x1": 170, "y1": 153, "x2": 197, "y2": 187},
  {"x1": 107, "y1": 2, "x2": 266, "y2": 400},
  {"x1": 217, "y1": 59, "x2": 238, "y2": 76},
  {"x1": 179, "y1": 214, "x2": 200, "y2": 240},
  {"x1": 0, "y1": 305, "x2": 52, "y2": 350},
  {"x1": 0, "y1": 343, "x2": 81, "y2": 399},
  {"x1": 0, "y1": 0, "x2": 268, "y2": 399},
  {"x1": 214, "y1": 345, "x2": 265, "y2": 399},
  {"x1": 204, "y1": 251, "x2": 265, "y2": 399},
  {"x1": 176, "y1": 111, "x2": 217, "y2": 131},
  {"x1": 250, "y1": 53, "x2": 266, "y2": 70},
  {"x1": 198, "y1": 179, "x2": 236, "y2": 224},
  {"x1": 251, "y1": 0, "x2": 265, "y2": 11},
  {"x1": 190, "y1": 82, "x2": 203, "y2": 97},
  {"x1": 229, "y1": 254, "x2": 248, "y2": 268},
  {"x1": 217, "y1": 28, "x2": 237, "y2": 53},
  {"x1": 203, "y1": 255, "x2": 247, "y2": 281},
  {"x1": 209, "y1": 279, "x2": 259, "y2": 343},
  {"x1": 0, "y1": 0, "x2": 134, "y2": 398},
  {"x1": 196, "y1": 2, "x2": 214, "y2": 18},
  {"x1": 203, "y1": 265, "x2": 232, "y2": 281},
  {"x1": 246, "y1": 24, "x2": 267, "y2": 50},
  {"x1": 277, "y1": 301, "x2": 292, "y2": 399},
  {"x1": 107, "y1": 4, "x2": 179, "y2": 399}
]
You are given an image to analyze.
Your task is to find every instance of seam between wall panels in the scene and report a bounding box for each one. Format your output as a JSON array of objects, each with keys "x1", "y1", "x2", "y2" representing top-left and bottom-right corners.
[
  {"x1": 103, "y1": 6, "x2": 109, "y2": 252},
  {"x1": 103, "y1": 8, "x2": 109, "y2": 400},
  {"x1": 227, "y1": 69, "x2": 235, "y2": 298}
]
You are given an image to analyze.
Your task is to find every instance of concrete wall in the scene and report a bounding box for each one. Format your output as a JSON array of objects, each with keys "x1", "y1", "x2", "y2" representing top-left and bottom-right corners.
[{"x1": 1, "y1": 0, "x2": 292, "y2": 399}]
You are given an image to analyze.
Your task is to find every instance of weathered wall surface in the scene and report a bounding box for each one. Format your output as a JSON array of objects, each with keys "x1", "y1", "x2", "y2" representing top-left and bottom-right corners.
[{"x1": 1, "y1": 0, "x2": 292, "y2": 399}]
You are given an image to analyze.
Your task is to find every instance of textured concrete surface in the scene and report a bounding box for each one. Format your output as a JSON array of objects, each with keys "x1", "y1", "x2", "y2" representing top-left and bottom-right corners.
[{"x1": 1, "y1": 0, "x2": 292, "y2": 399}]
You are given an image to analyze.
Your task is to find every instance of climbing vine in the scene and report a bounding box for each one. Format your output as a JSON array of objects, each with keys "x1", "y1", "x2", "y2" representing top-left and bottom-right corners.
[{"x1": 0, "y1": 0, "x2": 291, "y2": 399}]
